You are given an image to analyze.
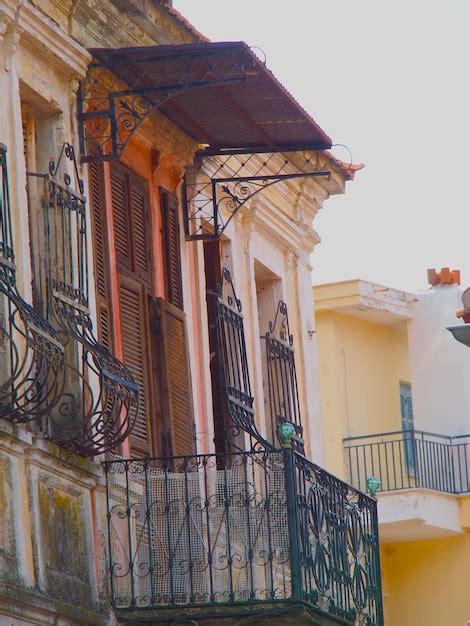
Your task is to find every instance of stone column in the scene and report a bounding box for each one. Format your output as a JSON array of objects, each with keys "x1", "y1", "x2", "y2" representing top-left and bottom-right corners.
[
  {"x1": 0, "y1": 13, "x2": 32, "y2": 298},
  {"x1": 285, "y1": 246, "x2": 326, "y2": 464}
]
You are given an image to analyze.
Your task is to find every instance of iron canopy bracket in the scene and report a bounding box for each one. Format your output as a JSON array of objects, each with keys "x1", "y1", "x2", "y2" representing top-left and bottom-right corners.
[
  {"x1": 78, "y1": 48, "x2": 255, "y2": 162},
  {"x1": 183, "y1": 150, "x2": 331, "y2": 241}
]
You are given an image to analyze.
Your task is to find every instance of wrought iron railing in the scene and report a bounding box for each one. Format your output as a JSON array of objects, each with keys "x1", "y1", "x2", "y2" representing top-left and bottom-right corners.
[
  {"x1": 104, "y1": 449, "x2": 383, "y2": 625},
  {"x1": 26, "y1": 143, "x2": 138, "y2": 456},
  {"x1": 263, "y1": 301, "x2": 304, "y2": 455},
  {"x1": 214, "y1": 268, "x2": 271, "y2": 452},
  {"x1": 0, "y1": 144, "x2": 67, "y2": 424},
  {"x1": 344, "y1": 430, "x2": 470, "y2": 494}
]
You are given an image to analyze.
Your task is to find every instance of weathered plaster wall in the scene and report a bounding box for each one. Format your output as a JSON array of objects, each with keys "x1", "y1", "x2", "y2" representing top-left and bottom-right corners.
[{"x1": 0, "y1": 421, "x2": 108, "y2": 624}]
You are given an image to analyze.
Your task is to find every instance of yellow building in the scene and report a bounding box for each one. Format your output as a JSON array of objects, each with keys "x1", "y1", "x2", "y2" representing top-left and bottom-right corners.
[{"x1": 314, "y1": 277, "x2": 470, "y2": 626}]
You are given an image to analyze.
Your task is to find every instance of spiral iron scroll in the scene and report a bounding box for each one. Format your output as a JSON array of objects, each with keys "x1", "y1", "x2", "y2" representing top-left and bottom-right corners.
[
  {"x1": 79, "y1": 46, "x2": 258, "y2": 161},
  {"x1": 215, "y1": 268, "x2": 272, "y2": 452},
  {"x1": 41, "y1": 143, "x2": 138, "y2": 456},
  {"x1": 264, "y1": 300, "x2": 305, "y2": 455},
  {"x1": 0, "y1": 144, "x2": 67, "y2": 425},
  {"x1": 297, "y1": 456, "x2": 383, "y2": 624}
]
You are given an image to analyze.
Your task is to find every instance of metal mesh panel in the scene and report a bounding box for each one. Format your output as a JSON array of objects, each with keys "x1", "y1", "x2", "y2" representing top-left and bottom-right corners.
[
  {"x1": 106, "y1": 451, "x2": 290, "y2": 608},
  {"x1": 105, "y1": 449, "x2": 383, "y2": 625}
]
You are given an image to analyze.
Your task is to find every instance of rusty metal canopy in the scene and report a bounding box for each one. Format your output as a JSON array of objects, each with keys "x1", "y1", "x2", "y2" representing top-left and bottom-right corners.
[{"x1": 78, "y1": 41, "x2": 332, "y2": 161}]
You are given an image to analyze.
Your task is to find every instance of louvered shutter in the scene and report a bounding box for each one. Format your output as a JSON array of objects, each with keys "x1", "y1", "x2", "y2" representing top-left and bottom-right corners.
[
  {"x1": 160, "y1": 189, "x2": 184, "y2": 310},
  {"x1": 129, "y1": 176, "x2": 152, "y2": 286},
  {"x1": 89, "y1": 160, "x2": 113, "y2": 351},
  {"x1": 400, "y1": 382, "x2": 415, "y2": 476},
  {"x1": 119, "y1": 277, "x2": 153, "y2": 457},
  {"x1": 110, "y1": 164, "x2": 132, "y2": 271},
  {"x1": 155, "y1": 297, "x2": 195, "y2": 456}
]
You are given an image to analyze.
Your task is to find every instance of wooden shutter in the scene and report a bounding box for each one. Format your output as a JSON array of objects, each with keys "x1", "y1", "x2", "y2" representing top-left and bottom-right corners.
[
  {"x1": 110, "y1": 164, "x2": 132, "y2": 271},
  {"x1": 89, "y1": 160, "x2": 113, "y2": 351},
  {"x1": 400, "y1": 382, "x2": 415, "y2": 475},
  {"x1": 129, "y1": 176, "x2": 152, "y2": 285},
  {"x1": 119, "y1": 276, "x2": 153, "y2": 457},
  {"x1": 155, "y1": 297, "x2": 195, "y2": 456},
  {"x1": 160, "y1": 188, "x2": 184, "y2": 310},
  {"x1": 110, "y1": 162, "x2": 153, "y2": 285}
]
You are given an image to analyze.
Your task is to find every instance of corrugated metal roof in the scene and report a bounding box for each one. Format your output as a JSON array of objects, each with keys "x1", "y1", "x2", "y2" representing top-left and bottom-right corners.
[{"x1": 89, "y1": 41, "x2": 332, "y2": 153}]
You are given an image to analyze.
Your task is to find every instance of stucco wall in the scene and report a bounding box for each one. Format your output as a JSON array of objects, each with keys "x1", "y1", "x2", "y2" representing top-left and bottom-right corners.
[
  {"x1": 382, "y1": 532, "x2": 470, "y2": 626},
  {"x1": 315, "y1": 310, "x2": 410, "y2": 478},
  {"x1": 408, "y1": 284, "x2": 470, "y2": 435}
]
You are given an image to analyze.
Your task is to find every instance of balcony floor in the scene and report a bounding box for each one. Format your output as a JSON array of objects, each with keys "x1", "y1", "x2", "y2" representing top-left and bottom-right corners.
[
  {"x1": 114, "y1": 600, "x2": 355, "y2": 625},
  {"x1": 377, "y1": 488, "x2": 463, "y2": 542}
]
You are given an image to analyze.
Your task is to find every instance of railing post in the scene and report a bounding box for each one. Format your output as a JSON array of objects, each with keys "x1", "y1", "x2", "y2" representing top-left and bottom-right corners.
[{"x1": 283, "y1": 447, "x2": 303, "y2": 602}]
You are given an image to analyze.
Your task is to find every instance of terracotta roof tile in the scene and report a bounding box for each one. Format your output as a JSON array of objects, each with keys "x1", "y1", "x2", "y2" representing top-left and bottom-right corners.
[{"x1": 323, "y1": 151, "x2": 364, "y2": 181}]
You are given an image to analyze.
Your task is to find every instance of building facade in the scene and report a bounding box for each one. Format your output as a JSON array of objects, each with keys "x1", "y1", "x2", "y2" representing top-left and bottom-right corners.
[
  {"x1": 314, "y1": 273, "x2": 470, "y2": 626},
  {"x1": 0, "y1": 1, "x2": 383, "y2": 625}
]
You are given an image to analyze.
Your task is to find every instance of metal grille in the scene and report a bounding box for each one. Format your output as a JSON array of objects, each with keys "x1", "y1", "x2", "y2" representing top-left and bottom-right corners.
[
  {"x1": 104, "y1": 449, "x2": 383, "y2": 625},
  {"x1": 106, "y1": 451, "x2": 290, "y2": 608},
  {"x1": 264, "y1": 301, "x2": 304, "y2": 455},
  {"x1": 0, "y1": 143, "x2": 66, "y2": 424},
  {"x1": 28, "y1": 143, "x2": 138, "y2": 456},
  {"x1": 345, "y1": 429, "x2": 470, "y2": 494},
  {"x1": 293, "y1": 454, "x2": 382, "y2": 625},
  {"x1": 214, "y1": 268, "x2": 271, "y2": 451},
  {"x1": 183, "y1": 151, "x2": 330, "y2": 241}
]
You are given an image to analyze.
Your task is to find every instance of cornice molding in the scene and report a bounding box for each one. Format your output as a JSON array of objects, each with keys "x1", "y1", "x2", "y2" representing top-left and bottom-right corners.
[{"x1": 17, "y1": 1, "x2": 90, "y2": 79}]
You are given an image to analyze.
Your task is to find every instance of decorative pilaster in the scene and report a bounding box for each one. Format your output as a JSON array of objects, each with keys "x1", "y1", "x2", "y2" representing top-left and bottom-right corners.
[{"x1": 3, "y1": 20, "x2": 20, "y2": 71}]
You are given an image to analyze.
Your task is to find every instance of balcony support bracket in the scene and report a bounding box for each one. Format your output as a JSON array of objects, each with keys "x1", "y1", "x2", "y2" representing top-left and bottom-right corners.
[{"x1": 183, "y1": 151, "x2": 331, "y2": 240}]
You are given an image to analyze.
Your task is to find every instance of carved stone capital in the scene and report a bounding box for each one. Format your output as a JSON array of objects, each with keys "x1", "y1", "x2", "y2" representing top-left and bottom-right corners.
[
  {"x1": 0, "y1": 19, "x2": 9, "y2": 72},
  {"x1": 4, "y1": 22, "x2": 20, "y2": 71}
]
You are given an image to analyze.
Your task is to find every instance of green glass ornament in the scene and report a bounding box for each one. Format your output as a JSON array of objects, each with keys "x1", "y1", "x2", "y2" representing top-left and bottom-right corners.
[
  {"x1": 278, "y1": 422, "x2": 295, "y2": 447},
  {"x1": 366, "y1": 476, "x2": 382, "y2": 499}
]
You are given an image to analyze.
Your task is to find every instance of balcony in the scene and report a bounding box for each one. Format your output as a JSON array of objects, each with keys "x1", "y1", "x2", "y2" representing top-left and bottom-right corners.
[
  {"x1": 344, "y1": 431, "x2": 470, "y2": 541},
  {"x1": 0, "y1": 142, "x2": 137, "y2": 456},
  {"x1": 104, "y1": 449, "x2": 383, "y2": 625}
]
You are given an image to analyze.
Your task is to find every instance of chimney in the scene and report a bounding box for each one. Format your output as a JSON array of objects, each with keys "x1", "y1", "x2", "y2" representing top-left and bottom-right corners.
[{"x1": 427, "y1": 267, "x2": 461, "y2": 287}]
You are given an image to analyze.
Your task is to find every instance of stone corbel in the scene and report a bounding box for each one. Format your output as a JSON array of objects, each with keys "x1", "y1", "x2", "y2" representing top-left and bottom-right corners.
[
  {"x1": 0, "y1": 21, "x2": 6, "y2": 71},
  {"x1": 294, "y1": 218, "x2": 321, "y2": 254},
  {"x1": 4, "y1": 21, "x2": 20, "y2": 71},
  {"x1": 0, "y1": 19, "x2": 12, "y2": 73},
  {"x1": 286, "y1": 250, "x2": 298, "y2": 272},
  {"x1": 0, "y1": 3, "x2": 22, "y2": 73},
  {"x1": 157, "y1": 150, "x2": 192, "y2": 192},
  {"x1": 238, "y1": 201, "x2": 257, "y2": 253}
]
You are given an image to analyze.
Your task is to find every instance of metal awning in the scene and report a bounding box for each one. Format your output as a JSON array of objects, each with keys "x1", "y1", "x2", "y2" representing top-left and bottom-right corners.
[{"x1": 78, "y1": 41, "x2": 332, "y2": 161}]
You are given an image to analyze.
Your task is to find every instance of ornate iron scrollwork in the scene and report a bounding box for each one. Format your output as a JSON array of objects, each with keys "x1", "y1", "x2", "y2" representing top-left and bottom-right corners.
[
  {"x1": 29, "y1": 142, "x2": 138, "y2": 456},
  {"x1": 183, "y1": 151, "x2": 331, "y2": 241},
  {"x1": 78, "y1": 47, "x2": 257, "y2": 161},
  {"x1": 263, "y1": 300, "x2": 305, "y2": 455},
  {"x1": 104, "y1": 449, "x2": 383, "y2": 625},
  {"x1": 0, "y1": 144, "x2": 66, "y2": 424},
  {"x1": 294, "y1": 454, "x2": 383, "y2": 625},
  {"x1": 214, "y1": 268, "x2": 272, "y2": 452}
]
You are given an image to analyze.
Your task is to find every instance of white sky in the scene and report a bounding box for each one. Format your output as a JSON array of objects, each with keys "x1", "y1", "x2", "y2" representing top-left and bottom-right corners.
[{"x1": 175, "y1": 0, "x2": 470, "y2": 292}]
